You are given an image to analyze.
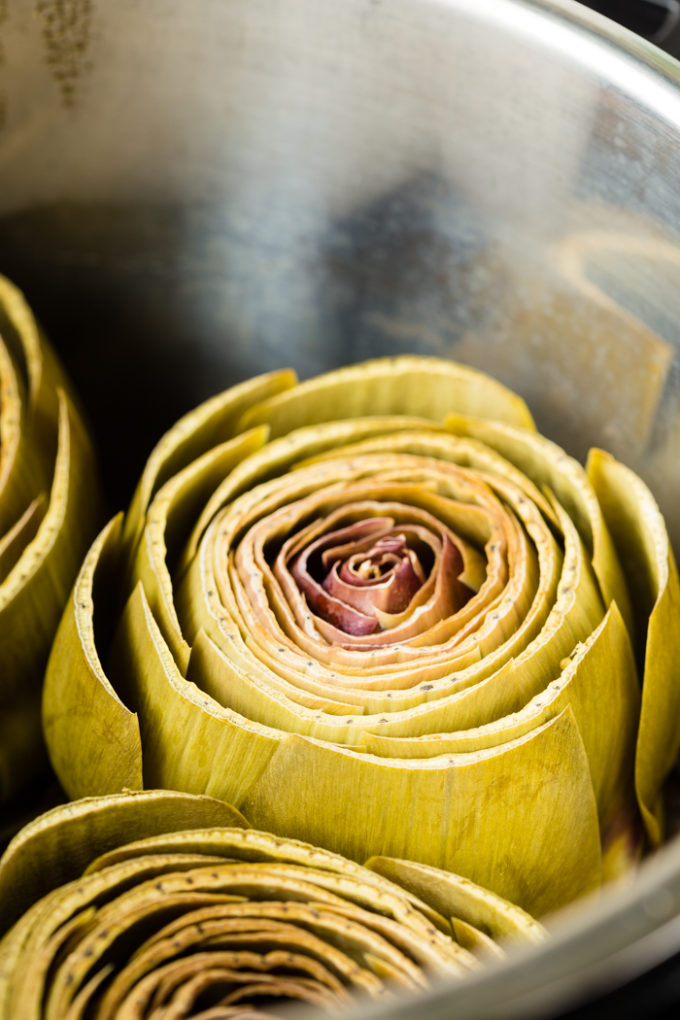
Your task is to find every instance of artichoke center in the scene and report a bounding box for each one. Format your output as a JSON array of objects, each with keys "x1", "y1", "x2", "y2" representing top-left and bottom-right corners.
[{"x1": 288, "y1": 516, "x2": 472, "y2": 639}]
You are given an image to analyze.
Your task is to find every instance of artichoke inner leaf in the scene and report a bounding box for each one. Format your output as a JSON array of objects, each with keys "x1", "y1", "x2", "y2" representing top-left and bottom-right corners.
[
  {"x1": 177, "y1": 415, "x2": 438, "y2": 577},
  {"x1": 130, "y1": 429, "x2": 269, "y2": 673},
  {"x1": 445, "y1": 414, "x2": 634, "y2": 638}
]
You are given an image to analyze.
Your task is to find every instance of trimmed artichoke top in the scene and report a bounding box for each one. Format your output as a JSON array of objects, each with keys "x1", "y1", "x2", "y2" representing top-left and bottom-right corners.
[
  {"x1": 0, "y1": 275, "x2": 102, "y2": 813},
  {"x1": 0, "y1": 790, "x2": 545, "y2": 1019},
  {"x1": 42, "y1": 356, "x2": 680, "y2": 918}
]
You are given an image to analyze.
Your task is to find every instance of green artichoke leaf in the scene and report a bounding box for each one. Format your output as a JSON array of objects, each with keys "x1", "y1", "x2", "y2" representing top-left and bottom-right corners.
[
  {"x1": 0, "y1": 276, "x2": 105, "y2": 812},
  {"x1": 83, "y1": 826, "x2": 451, "y2": 944},
  {"x1": 0, "y1": 790, "x2": 246, "y2": 935},
  {"x1": 107, "y1": 584, "x2": 281, "y2": 805},
  {"x1": 445, "y1": 414, "x2": 634, "y2": 638},
  {"x1": 0, "y1": 274, "x2": 65, "y2": 421},
  {"x1": 365, "y1": 856, "x2": 546, "y2": 945},
  {"x1": 360, "y1": 601, "x2": 639, "y2": 842},
  {"x1": 236, "y1": 356, "x2": 536, "y2": 437},
  {"x1": 0, "y1": 391, "x2": 102, "y2": 803},
  {"x1": 0, "y1": 495, "x2": 46, "y2": 580},
  {"x1": 0, "y1": 791, "x2": 544, "y2": 1019},
  {"x1": 0, "y1": 393, "x2": 99, "y2": 698},
  {"x1": 241, "y1": 706, "x2": 602, "y2": 917},
  {"x1": 588, "y1": 448, "x2": 680, "y2": 846},
  {"x1": 0, "y1": 342, "x2": 41, "y2": 539},
  {"x1": 0, "y1": 279, "x2": 62, "y2": 538},
  {"x1": 40, "y1": 356, "x2": 678, "y2": 930},
  {"x1": 42, "y1": 514, "x2": 143, "y2": 800},
  {"x1": 131, "y1": 427, "x2": 269, "y2": 672},
  {"x1": 0, "y1": 855, "x2": 234, "y2": 1020},
  {"x1": 177, "y1": 416, "x2": 450, "y2": 577}
]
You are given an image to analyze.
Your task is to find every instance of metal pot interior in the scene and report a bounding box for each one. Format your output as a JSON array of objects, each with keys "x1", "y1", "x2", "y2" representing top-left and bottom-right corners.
[{"x1": 1, "y1": 0, "x2": 680, "y2": 1014}]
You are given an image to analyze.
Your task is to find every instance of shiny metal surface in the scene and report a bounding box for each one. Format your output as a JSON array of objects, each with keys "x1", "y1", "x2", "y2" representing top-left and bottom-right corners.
[{"x1": 2, "y1": 0, "x2": 680, "y2": 1014}]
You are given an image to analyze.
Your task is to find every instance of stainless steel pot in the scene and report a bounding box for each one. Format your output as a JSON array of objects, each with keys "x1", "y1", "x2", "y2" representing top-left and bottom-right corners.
[{"x1": 2, "y1": 0, "x2": 680, "y2": 1015}]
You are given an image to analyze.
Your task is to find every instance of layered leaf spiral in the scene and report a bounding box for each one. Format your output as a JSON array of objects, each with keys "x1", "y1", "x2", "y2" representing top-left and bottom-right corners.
[
  {"x1": 0, "y1": 790, "x2": 545, "y2": 1019},
  {"x1": 43, "y1": 357, "x2": 680, "y2": 916},
  {"x1": 0, "y1": 275, "x2": 102, "y2": 814}
]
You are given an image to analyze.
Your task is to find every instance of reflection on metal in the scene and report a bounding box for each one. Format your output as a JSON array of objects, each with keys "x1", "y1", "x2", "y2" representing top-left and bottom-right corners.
[
  {"x1": 0, "y1": 0, "x2": 7, "y2": 131},
  {"x1": 35, "y1": 0, "x2": 93, "y2": 107}
]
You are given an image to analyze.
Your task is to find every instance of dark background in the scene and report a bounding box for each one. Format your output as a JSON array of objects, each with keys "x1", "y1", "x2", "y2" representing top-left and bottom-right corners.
[{"x1": 580, "y1": 0, "x2": 680, "y2": 56}]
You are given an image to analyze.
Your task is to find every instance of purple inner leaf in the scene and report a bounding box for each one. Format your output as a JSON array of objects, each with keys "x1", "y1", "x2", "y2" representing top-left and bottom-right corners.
[{"x1": 288, "y1": 516, "x2": 472, "y2": 639}]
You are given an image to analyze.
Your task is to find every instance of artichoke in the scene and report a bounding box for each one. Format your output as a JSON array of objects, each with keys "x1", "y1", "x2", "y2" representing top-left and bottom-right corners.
[
  {"x1": 0, "y1": 789, "x2": 545, "y2": 1018},
  {"x1": 0, "y1": 275, "x2": 102, "y2": 812},
  {"x1": 43, "y1": 357, "x2": 680, "y2": 917}
]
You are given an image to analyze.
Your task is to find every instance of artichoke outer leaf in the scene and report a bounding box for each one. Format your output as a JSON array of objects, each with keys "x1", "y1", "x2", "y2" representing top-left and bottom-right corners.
[
  {"x1": 365, "y1": 856, "x2": 546, "y2": 945},
  {"x1": 123, "y1": 368, "x2": 296, "y2": 553},
  {"x1": 0, "y1": 341, "x2": 35, "y2": 538},
  {"x1": 0, "y1": 273, "x2": 64, "y2": 418},
  {"x1": 587, "y1": 447, "x2": 680, "y2": 847},
  {"x1": 0, "y1": 790, "x2": 247, "y2": 936},
  {"x1": 236, "y1": 356, "x2": 536, "y2": 438},
  {"x1": 107, "y1": 584, "x2": 280, "y2": 804},
  {"x1": 241, "y1": 706, "x2": 602, "y2": 917},
  {"x1": 0, "y1": 300, "x2": 57, "y2": 538},
  {"x1": 0, "y1": 274, "x2": 86, "y2": 536},
  {"x1": 42, "y1": 514, "x2": 143, "y2": 801},
  {"x1": 556, "y1": 600, "x2": 639, "y2": 831},
  {"x1": 360, "y1": 601, "x2": 639, "y2": 839},
  {"x1": 0, "y1": 392, "x2": 99, "y2": 702},
  {"x1": 450, "y1": 918, "x2": 506, "y2": 958},
  {"x1": 0, "y1": 282, "x2": 106, "y2": 809},
  {"x1": 0, "y1": 495, "x2": 46, "y2": 580},
  {"x1": 1, "y1": 392, "x2": 103, "y2": 805}
]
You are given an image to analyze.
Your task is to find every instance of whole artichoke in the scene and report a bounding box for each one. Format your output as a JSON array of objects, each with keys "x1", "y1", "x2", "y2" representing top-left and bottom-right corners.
[
  {"x1": 0, "y1": 790, "x2": 544, "y2": 1018},
  {"x1": 0, "y1": 275, "x2": 102, "y2": 813},
  {"x1": 43, "y1": 357, "x2": 680, "y2": 917}
]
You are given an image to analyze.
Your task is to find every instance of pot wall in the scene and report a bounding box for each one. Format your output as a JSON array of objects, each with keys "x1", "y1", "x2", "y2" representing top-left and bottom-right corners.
[{"x1": 1, "y1": 1, "x2": 679, "y2": 545}]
